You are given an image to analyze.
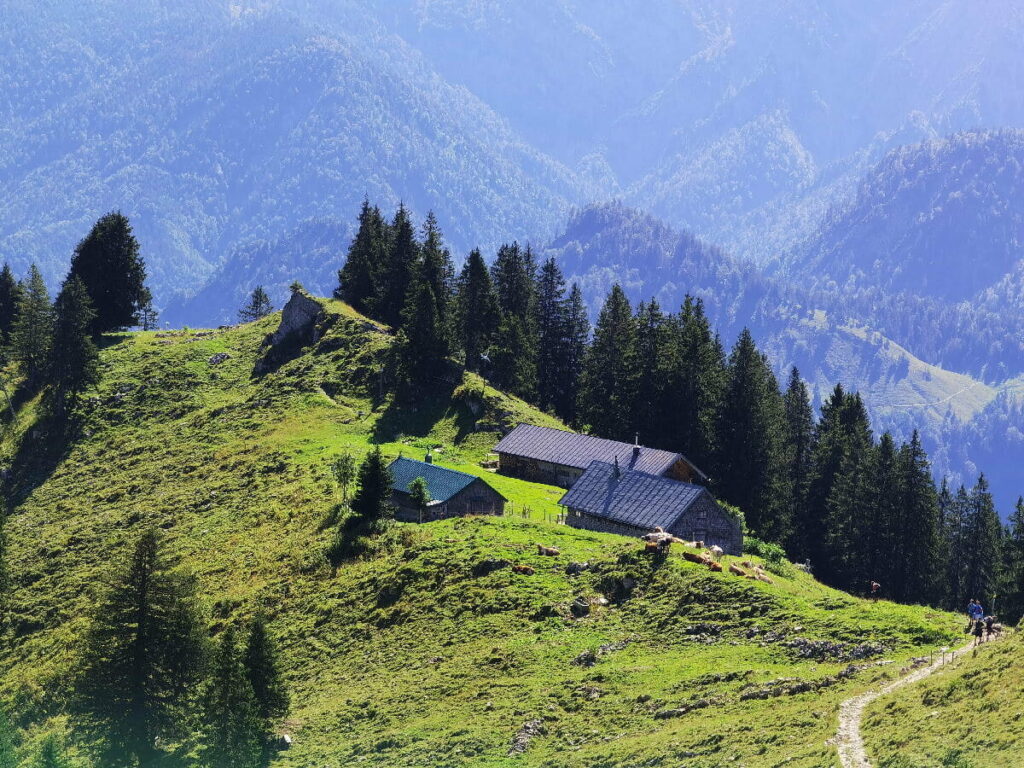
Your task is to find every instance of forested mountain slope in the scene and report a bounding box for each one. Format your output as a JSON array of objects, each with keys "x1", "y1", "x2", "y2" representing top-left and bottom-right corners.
[
  {"x1": 0, "y1": 298, "x2": 962, "y2": 767},
  {"x1": 0, "y1": 0, "x2": 578, "y2": 321}
]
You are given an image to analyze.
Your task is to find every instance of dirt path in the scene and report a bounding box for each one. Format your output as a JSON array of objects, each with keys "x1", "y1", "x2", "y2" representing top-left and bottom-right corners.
[{"x1": 835, "y1": 637, "x2": 992, "y2": 768}]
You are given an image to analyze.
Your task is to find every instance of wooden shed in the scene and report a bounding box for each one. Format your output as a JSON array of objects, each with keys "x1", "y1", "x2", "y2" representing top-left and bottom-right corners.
[{"x1": 387, "y1": 456, "x2": 506, "y2": 522}]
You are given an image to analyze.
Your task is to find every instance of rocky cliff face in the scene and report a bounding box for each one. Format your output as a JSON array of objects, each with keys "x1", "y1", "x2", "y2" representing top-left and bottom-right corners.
[{"x1": 254, "y1": 289, "x2": 325, "y2": 374}]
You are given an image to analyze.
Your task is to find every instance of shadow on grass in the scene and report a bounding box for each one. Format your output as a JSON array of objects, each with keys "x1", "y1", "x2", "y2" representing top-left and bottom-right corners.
[
  {"x1": 371, "y1": 368, "x2": 478, "y2": 447},
  {"x1": 2, "y1": 389, "x2": 76, "y2": 513}
]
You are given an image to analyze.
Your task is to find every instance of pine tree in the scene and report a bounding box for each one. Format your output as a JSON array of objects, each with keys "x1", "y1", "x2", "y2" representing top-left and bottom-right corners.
[
  {"x1": 32, "y1": 735, "x2": 67, "y2": 768},
  {"x1": 890, "y1": 433, "x2": 942, "y2": 604},
  {"x1": 1001, "y1": 497, "x2": 1024, "y2": 624},
  {"x1": 336, "y1": 447, "x2": 394, "y2": 559},
  {"x1": 409, "y1": 476, "x2": 431, "y2": 523},
  {"x1": 238, "y1": 286, "x2": 273, "y2": 323},
  {"x1": 10, "y1": 265, "x2": 54, "y2": 390},
  {"x1": 454, "y1": 250, "x2": 500, "y2": 373},
  {"x1": 823, "y1": 439, "x2": 876, "y2": 592},
  {"x1": 782, "y1": 367, "x2": 814, "y2": 554},
  {"x1": 0, "y1": 264, "x2": 22, "y2": 350},
  {"x1": 660, "y1": 297, "x2": 724, "y2": 469},
  {"x1": 243, "y1": 615, "x2": 289, "y2": 728},
  {"x1": 800, "y1": 385, "x2": 849, "y2": 566},
  {"x1": 490, "y1": 314, "x2": 537, "y2": 400},
  {"x1": 714, "y1": 329, "x2": 789, "y2": 543},
  {"x1": 419, "y1": 212, "x2": 455, "y2": 347},
  {"x1": 48, "y1": 276, "x2": 100, "y2": 418},
  {"x1": 67, "y1": 212, "x2": 150, "y2": 334},
  {"x1": 869, "y1": 433, "x2": 902, "y2": 593},
  {"x1": 632, "y1": 300, "x2": 669, "y2": 445},
  {"x1": 0, "y1": 707, "x2": 15, "y2": 768},
  {"x1": 577, "y1": 285, "x2": 636, "y2": 441},
  {"x1": 962, "y1": 474, "x2": 1003, "y2": 612},
  {"x1": 490, "y1": 242, "x2": 536, "y2": 322},
  {"x1": 74, "y1": 528, "x2": 208, "y2": 767},
  {"x1": 396, "y1": 278, "x2": 447, "y2": 384},
  {"x1": 337, "y1": 199, "x2": 389, "y2": 316},
  {"x1": 203, "y1": 627, "x2": 263, "y2": 768},
  {"x1": 489, "y1": 243, "x2": 538, "y2": 399},
  {"x1": 379, "y1": 204, "x2": 419, "y2": 328},
  {"x1": 535, "y1": 257, "x2": 570, "y2": 415},
  {"x1": 561, "y1": 283, "x2": 590, "y2": 425}
]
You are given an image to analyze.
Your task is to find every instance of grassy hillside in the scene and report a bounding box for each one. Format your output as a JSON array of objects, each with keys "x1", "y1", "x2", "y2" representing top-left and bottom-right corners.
[
  {"x1": 862, "y1": 631, "x2": 1022, "y2": 767},
  {"x1": 1, "y1": 297, "x2": 963, "y2": 766}
]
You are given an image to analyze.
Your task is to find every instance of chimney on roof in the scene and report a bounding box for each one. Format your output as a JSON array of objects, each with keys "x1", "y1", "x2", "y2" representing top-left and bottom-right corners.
[
  {"x1": 632, "y1": 433, "x2": 641, "y2": 463},
  {"x1": 613, "y1": 456, "x2": 621, "y2": 479},
  {"x1": 425, "y1": 450, "x2": 433, "y2": 464}
]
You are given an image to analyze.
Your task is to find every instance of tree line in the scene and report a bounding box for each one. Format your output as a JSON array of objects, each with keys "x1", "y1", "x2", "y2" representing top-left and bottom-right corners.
[
  {"x1": 336, "y1": 200, "x2": 1022, "y2": 617},
  {"x1": 0, "y1": 529, "x2": 289, "y2": 768},
  {"x1": 0, "y1": 212, "x2": 155, "y2": 420}
]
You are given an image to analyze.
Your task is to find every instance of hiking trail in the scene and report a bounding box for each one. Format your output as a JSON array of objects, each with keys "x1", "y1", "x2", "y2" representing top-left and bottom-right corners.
[{"x1": 835, "y1": 636, "x2": 996, "y2": 767}]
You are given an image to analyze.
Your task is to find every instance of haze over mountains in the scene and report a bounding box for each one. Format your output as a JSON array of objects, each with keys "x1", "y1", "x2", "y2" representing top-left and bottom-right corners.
[{"x1": 2, "y1": 0, "x2": 1023, "y2": 507}]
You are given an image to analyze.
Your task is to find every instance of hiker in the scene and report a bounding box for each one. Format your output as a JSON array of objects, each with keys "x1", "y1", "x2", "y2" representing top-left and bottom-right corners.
[
  {"x1": 973, "y1": 617, "x2": 985, "y2": 645},
  {"x1": 869, "y1": 581, "x2": 881, "y2": 600},
  {"x1": 985, "y1": 615, "x2": 996, "y2": 640},
  {"x1": 967, "y1": 599, "x2": 984, "y2": 623}
]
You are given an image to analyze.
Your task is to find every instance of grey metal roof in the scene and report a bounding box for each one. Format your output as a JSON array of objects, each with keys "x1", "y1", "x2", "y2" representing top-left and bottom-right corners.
[
  {"x1": 494, "y1": 423, "x2": 705, "y2": 479},
  {"x1": 557, "y1": 461, "x2": 708, "y2": 531},
  {"x1": 388, "y1": 457, "x2": 502, "y2": 503}
]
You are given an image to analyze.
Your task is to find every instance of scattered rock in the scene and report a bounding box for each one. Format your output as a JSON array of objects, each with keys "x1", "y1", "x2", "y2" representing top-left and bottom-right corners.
[
  {"x1": 508, "y1": 719, "x2": 547, "y2": 755},
  {"x1": 569, "y1": 598, "x2": 590, "y2": 618},
  {"x1": 653, "y1": 698, "x2": 713, "y2": 719},
  {"x1": 473, "y1": 558, "x2": 511, "y2": 577},
  {"x1": 208, "y1": 352, "x2": 231, "y2": 366},
  {"x1": 565, "y1": 561, "x2": 591, "y2": 576}
]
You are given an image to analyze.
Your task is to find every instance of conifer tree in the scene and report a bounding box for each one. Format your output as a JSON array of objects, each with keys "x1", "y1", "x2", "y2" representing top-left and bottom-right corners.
[
  {"x1": 67, "y1": 212, "x2": 150, "y2": 334},
  {"x1": 489, "y1": 243, "x2": 538, "y2": 398},
  {"x1": 714, "y1": 329, "x2": 789, "y2": 542},
  {"x1": 823, "y1": 440, "x2": 876, "y2": 592},
  {"x1": 243, "y1": 615, "x2": 289, "y2": 729},
  {"x1": 336, "y1": 447, "x2": 394, "y2": 558},
  {"x1": 561, "y1": 283, "x2": 590, "y2": 425},
  {"x1": 535, "y1": 257, "x2": 570, "y2": 415},
  {"x1": 419, "y1": 212, "x2": 455, "y2": 345},
  {"x1": 0, "y1": 707, "x2": 14, "y2": 768},
  {"x1": 238, "y1": 286, "x2": 273, "y2": 323},
  {"x1": 490, "y1": 242, "x2": 536, "y2": 322},
  {"x1": 396, "y1": 279, "x2": 447, "y2": 383},
  {"x1": 660, "y1": 296, "x2": 724, "y2": 469},
  {"x1": 782, "y1": 367, "x2": 814, "y2": 554},
  {"x1": 577, "y1": 285, "x2": 636, "y2": 441},
  {"x1": 868, "y1": 433, "x2": 902, "y2": 591},
  {"x1": 490, "y1": 314, "x2": 538, "y2": 400},
  {"x1": 32, "y1": 735, "x2": 67, "y2": 768},
  {"x1": 10, "y1": 265, "x2": 54, "y2": 390},
  {"x1": 454, "y1": 250, "x2": 500, "y2": 373},
  {"x1": 1000, "y1": 497, "x2": 1024, "y2": 624},
  {"x1": 48, "y1": 276, "x2": 100, "y2": 418},
  {"x1": 890, "y1": 433, "x2": 942, "y2": 604},
  {"x1": 800, "y1": 385, "x2": 849, "y2": 566},
  {"x1": 962, "y1": 474, "x2": 1003, "y2": 610},
  {"x1": 203, "y1": 627, "x2": 263, "y2": 768},
  {"x1": 337, "y1": 199, "x2": 389, "y2": 316},
  {"x1": 379, "y1": 204, "x2": 419, "y2": 327},
  {"x1": 632, "y1": 300, "x2": 669, "y2": 445},
  {"x1": 0, "y1": 264, "x2": 22, "y2": 349},
  {"x1": 75, "y1": 528, "x2": 207, "y2": 767}
]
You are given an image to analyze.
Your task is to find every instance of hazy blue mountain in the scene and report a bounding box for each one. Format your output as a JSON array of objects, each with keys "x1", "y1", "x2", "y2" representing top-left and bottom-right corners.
[{"x1": 0, "y1": 0, "x2": 579, "y2": 319}]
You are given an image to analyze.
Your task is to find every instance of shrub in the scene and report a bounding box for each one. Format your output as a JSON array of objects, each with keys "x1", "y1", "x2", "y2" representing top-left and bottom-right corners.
[{"x1": 743, "y1": 536, "x2": 787, "y2": 565}]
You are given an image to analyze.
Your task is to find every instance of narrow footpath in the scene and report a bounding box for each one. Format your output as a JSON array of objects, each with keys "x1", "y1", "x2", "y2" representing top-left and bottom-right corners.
[{"x1": 835, "y1": 637, "x2": 995, "y2": 768}]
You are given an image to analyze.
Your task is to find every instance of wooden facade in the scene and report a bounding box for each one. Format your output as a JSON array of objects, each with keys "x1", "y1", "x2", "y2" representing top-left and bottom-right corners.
[{"x1": 391, "y1": 478, "x2": 505, "y2": 522}]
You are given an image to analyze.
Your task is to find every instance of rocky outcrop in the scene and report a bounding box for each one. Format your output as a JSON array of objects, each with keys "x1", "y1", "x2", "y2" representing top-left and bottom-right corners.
[{"x1": 254, "y1": 290, "x2": 325, "y2": 375}]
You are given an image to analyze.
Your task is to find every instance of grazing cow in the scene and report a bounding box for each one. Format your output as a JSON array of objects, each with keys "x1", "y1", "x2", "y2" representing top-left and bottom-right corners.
[
  {"x1": 512, "y1": 564, "x2": 535, "y2": 575},
  {"x1": 756, "y1": 573, "x2": 774, "y2": 585},
  {"x1": 741, "y1": 560, "x2": 755, "y2": 570},
  {"x1": 729, "y1": 563, "x2": 747, "y2": 577},
  {"x1": 707, "y1": 561, "x2": 723, "y2": 572},
  {"x1": 683, "y1": 551, "x2": 706, "y2": 565},
  {"x1": 708, "y1": 545, "x2": 724, "y2": 560},
  {"x1": 644, "y1": 541, "x2": 661, "y2": 554},
  {"x1": 536, "y1": 544, "x2": 560, "y2": 557}
]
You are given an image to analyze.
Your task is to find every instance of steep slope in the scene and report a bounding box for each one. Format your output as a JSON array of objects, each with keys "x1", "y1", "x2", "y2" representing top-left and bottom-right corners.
[
  {"x1": 0, "y1": 297, "x2": 961, "y2": 767},
  {"x1": 861, "y1": 631, "x2": 1021, "y2": 766},
  {"x1": 0, "y1": 0, "x2": 579, "y2": 323}
]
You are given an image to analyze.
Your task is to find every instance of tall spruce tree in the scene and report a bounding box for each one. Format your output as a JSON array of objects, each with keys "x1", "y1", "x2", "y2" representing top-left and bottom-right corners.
[
  {"x1": 661, "y1": 296, "x2": 724, "y2": 469},
  {"x1": 561, "y1": 283, "x2": 590, "y2": 425},
  {"x1": 535, "y1": 257, "x2": 570, "y2": 415},
  {"x1": 800, "y1": 385, "x2": 848, "y2": 566},
  {"x1": 75, "y1": 528, "x2": 208, "y2": 767},
  {"x1": 1001, "y1": 497, "x2": 1024, "y2": 624},
  {"x1": 490, "y1": 242, "x2": 536, "y2": 322},
  {"x1": 890, "y1": 433, "x2": 942, "y2": 604},
  {"x1": 238, "y1": 286, "x2": 273, "y2": 323},
  {"x1": 202, "y1": 627, "x2": 263, "y2": 768},
  {"x1": 418, "y1": 212, "x2": 455, "y2": 345},
  {"x1": 489, "y1": 243, "x2": 538, "y2": 398},
  {"x1": 577, "y1": 285, "x2": 636, "y2": 441},
  {"x1": 48, "y1": 276, "x2": 100, "y2": 418},
  {"x1": 962, "y1": 474, "x2": 1003, "y2": 611},
  {"x1": 32, "y1": 735, "x2": 68, "y2": 768},
  {"x1": 868, "y1": 433, "x2": 902, "y2": 593},
  {"x1": 454, "y1": 250, "x2": 500, "y2": 373},
  {"x1": 0, "y1": 264, "x2": 22, "y2": 350},
  {"x1": 396, "y1": 279, "x2": 448, "y2": 385},
  {"x1": 67, "y1": 212, "x2": 150, "y2": 334},
  {"x1": 379, "y1": 204, "x2": 419, "y2": 328},
  {"x1": 337, "y1": 199, "x2": 389, "y2": 316},
  {"x1": 336, "y1": 447, "x2": 394, "y2": 558},
  {"x1": 243, "y1": 615, "x2": 289, "y2": 729},
  {"x1": 714, "y1": 329, "x2": 789, "y2": 543},
  {"x1": 10, "y1": 265, "x2": 54, "y2": 390},
  {"x1": 782, "y1": 367, "x2": 814, "y2": 554},
  {"x1": 632, "y1": 300, "x2": 669, "y2": 446}
]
